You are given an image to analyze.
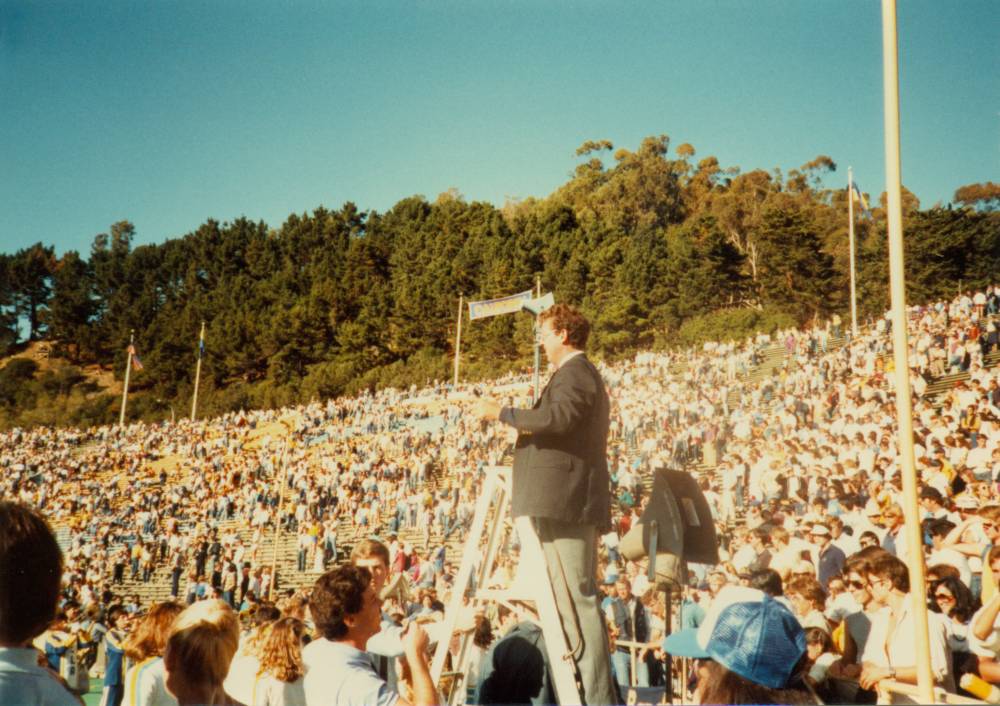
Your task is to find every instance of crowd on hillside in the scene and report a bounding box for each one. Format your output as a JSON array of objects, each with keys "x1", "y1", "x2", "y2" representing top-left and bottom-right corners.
[{"x1": 1, "y1": 285, "x2": 1000, "y2": 703}]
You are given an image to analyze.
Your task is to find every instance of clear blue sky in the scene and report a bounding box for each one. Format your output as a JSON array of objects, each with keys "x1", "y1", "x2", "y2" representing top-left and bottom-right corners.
[{"x1": 1, "y1": 0, "x2": 996, "y2": 256}]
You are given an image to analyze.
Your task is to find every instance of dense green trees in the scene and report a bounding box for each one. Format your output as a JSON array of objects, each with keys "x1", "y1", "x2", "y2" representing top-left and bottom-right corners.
[
  {"x1": 1, "y1": 137, "x2": 997, "y2": 429},
  {"x1": 6, "y1": 244, "x2": 55, "y2": 343},
  {"x1": 0, "y1": 255, "x2": 19, "y2": 355}
]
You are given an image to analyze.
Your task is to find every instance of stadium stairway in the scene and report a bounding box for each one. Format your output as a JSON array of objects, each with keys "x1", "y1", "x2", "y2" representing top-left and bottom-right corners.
[{"x1": 105, "y1": 482, "x2": 470, "y2": 606}]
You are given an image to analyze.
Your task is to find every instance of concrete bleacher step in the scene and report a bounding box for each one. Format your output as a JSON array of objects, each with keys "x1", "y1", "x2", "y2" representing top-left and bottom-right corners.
[
  {"x1": 111, "y1": 499, "x2": 469, "y2": 605},
  {"x1": 923, "y1": 344, "x2": 1000, "y2": 404}
]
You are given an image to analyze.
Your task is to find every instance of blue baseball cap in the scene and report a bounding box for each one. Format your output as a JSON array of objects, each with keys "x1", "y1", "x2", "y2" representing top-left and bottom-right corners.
[{"x1": 663, "y1": 586, "x2": 806, "y2": 689}]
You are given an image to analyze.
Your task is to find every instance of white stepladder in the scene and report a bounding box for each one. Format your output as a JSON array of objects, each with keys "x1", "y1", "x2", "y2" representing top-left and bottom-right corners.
[{"x1": 430, "y1": 466, "x2": 584, "y2": 705}]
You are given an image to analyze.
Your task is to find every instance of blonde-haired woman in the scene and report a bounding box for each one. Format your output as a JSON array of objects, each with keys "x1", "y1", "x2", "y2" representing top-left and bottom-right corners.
[
  {"x1": 122, "y1": 601, "x2": 185, "y2": 706},
  {"x1": 163, "y1": 599, "x2": 243, "y2": 706},
  {"x1": 252, "y1": 617, "x2": 307, "y2": 706},
  {"x1": 224, "y1": 604, "x2": 281, "y2": 704}
]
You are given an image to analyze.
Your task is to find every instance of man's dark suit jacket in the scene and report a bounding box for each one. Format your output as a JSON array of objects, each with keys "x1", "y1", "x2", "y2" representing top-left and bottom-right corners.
[{"x1": 499, "y1": 353, "x2": 611, "y2": 528}]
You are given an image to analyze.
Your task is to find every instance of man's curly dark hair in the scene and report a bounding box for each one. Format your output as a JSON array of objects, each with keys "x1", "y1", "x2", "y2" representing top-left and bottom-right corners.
[
  {"x1": 538, "y1": 303, "x2": 590, "y2": 349},
  {"x1": 309, "y1": 565, "x2": 371, "y2": 640}
]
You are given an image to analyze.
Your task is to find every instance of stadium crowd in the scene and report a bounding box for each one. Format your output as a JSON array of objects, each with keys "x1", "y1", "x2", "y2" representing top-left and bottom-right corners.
[{"x1": 1, "y1": 284, "x2": 999, "y2": 705}]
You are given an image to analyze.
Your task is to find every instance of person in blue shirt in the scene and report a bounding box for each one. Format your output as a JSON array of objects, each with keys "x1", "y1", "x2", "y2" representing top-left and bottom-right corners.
[
  {"x1": 100, "y1": 606, "x2": 128, "y2": 706},
  {"x1": 679, "y1": 583, "x2": 707, "y2": 631},
  {"x1": 43, "y1": 613, "x2": 73, "y2": 672}
]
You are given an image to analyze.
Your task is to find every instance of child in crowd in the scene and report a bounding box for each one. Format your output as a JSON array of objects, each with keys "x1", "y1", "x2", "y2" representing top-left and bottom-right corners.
[{"x1": 162, "y1": 600, "x2": 242, "y2": 706}]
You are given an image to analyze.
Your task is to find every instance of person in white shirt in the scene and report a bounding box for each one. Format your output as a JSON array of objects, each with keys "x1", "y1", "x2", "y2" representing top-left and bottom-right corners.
[
  {"x1": 768, "y1": 526, "x2": 803, "y2": 582},
  {"x1": 224, "y1": 605, "x2": 280, "y2": 705},
  {"x1": 927, "y1": 519, "x2": 973, "y2": 588},
  {"x1": 252, "y1": 617, "x2": 307, "y2": 706},
  {"x1": 828, "y1": 516, "x2": 861, "y2": 557},
  {"x1": 969, "y1": 547, "x2": 1000, "y2": 683},
  {"x1": 729, "y1": 531, "x2": 759, "y2": 574},
  {"x1": 921, "y1": 488, "x2": 961, "y2": 525},
  {"x1": 966, "y1": 444, "x2": 992, "y2": 477},
  {"x1": 860, "y1": 553, "x2": 954, "y2": 693},
  {"x1": 601, "y1": 529, "x2": 621, "y2": 566},
  {"x1": 302, "y1": 565, "x2": 437, "y2": 706}
]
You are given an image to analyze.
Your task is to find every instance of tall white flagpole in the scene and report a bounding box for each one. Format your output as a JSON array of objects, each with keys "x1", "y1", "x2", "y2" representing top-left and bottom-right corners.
[
  {"x1": 191, "y1": 321, "x2": 206, "y2": 422},
  {"x1": 532, "y1": 275, "x2": 542, "y2": 403},
  {"x1": 848, "y1": 166, "x2": 859, "y2": 337},
  {"x1": 882, "y1": 0, "x2": 934, "y2": 701},
  {"x1": 119, "y1": 330, "x2": 134, "y2": 427}
]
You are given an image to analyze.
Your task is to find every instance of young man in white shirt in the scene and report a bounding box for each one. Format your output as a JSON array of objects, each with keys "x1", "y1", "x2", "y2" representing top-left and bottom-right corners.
[
  {"x1": 859, "y1": 553, "x2": 954, "y2": 693},
  {"x1": 303, "y1": 565, "x2": 438, "y2": 706}
]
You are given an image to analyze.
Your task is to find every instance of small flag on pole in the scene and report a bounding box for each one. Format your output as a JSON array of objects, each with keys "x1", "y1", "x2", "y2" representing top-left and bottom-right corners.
[
  {"x1": 851, "y1": 181, "x2": 873, "y2": 219},
  {"x1": 199, "y1": 338, "x2": 205, "y2": 358},
  {"x1": 128, "y1": 344, "x2": 144, "y2": 371}
]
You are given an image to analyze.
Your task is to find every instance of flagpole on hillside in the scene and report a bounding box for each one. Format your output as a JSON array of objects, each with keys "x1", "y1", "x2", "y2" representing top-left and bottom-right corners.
[
  {"x1": 453, "y1": 295, "x2": 463, "y2": 389},
  {"x1": 848, "y1": 166, "x2": 858, "y2": 338},
  {"x1": 119, "y1": 330, "x2": 135, "y2": 427},
  {"x1": 191, "y1": 321, "x2": 206, "y2": 422},
  {"x1": 532, "y1": 275, "x2": 542, "y2": 403},
  {"x1": 882, "y1": 0, "x2": 934, "y2": 701}
]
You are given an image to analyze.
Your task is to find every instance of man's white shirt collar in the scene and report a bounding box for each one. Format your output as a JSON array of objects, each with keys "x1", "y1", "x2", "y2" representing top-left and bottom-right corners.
[{"x1": 557, "y1": 350, "x2": 585, "y2": 370}]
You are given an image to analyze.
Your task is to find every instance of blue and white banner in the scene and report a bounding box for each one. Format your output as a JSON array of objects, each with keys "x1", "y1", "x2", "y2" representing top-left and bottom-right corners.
[{"x1": 468, "y1": 289, "x2": 534, "y2": 320}]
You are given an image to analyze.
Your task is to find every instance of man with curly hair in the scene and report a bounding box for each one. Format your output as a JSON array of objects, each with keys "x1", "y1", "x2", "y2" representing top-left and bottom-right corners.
[
  {"x1": 476, "y1": 303, "x2": 615, "y2": 704},
  {"x1": 302, "y1": 565, "x2": 438, "y2": 706}
]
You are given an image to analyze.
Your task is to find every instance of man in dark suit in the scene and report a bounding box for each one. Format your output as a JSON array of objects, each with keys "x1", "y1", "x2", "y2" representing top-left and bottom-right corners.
[{"x1": 476, "y1": 303, "x2": 615, "y2": 704}]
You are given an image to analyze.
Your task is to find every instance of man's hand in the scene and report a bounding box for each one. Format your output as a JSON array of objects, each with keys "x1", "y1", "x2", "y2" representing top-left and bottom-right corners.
[
  {"x1": 402, "y1": 621, "x2": 430, "y2": 663},
  {"x1": 473, "y1": 398, "x2": 502, "y2": 421},
  {"x1": 859, "y1": 663, "x2": 894, "y2": 690},
  {"x1": 399, "y1": 622, "x2": 441, "y2": 706}
]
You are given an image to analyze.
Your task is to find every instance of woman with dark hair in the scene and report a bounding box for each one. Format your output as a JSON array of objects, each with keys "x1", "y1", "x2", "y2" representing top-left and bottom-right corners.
[
  {"x1": 664, "y1": 586, "x2": 815, "y2": 705},
  {"x1": 971, "y1": 547, "x2": 1000, "y2": 685},
  {"x1": 930, "y1": 576, "x2": 979, "y2": 692},
  {"x1": 694, "y1": 657, "x2": 814, "y2": 706},
  {"x1": 930, "y1": 577, "x2": 977, "y2": 627},
  {"x1": 465, "y1": 613, "x2": 493, "y2": 703},
  {"x1": 804, "y1": 627, "x2": 839, "y2": 689},
  {"x1": 860, "y1": 553, "x2": 954, "y2": 692}
]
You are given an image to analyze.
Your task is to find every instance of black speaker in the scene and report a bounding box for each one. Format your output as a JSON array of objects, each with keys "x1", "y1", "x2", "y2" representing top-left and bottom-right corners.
[
  {"x1": 620, "y1": 468, "x2": 686, "y2": 590},
  {"x1": 619, "y1": 467, "x2": 720, "y2": 590},
  {"x1": 661, "y1": 468, "x2": 719, "y2": 565}
]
